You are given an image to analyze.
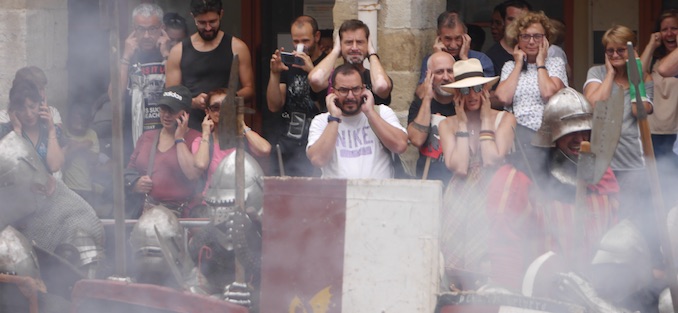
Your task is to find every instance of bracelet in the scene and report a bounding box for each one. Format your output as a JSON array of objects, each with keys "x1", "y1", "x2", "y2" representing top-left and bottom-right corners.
[
  {"x1": 120, "y1": 57, "x2": 130, "y2": 65},
  {"x1": 368, "y1": 53, "x2": 380, "y2": 61},
  {"x1": 243, "y1": 127, "x2": 251, "y2": 135},
  {"x1": 412, "y1": 121, "x2": 430, "y2": 133},
  {"x1": 201, "y1": 137, "x2": 209, "y2": 143},
  {"x1": 537, "y1": 65, "x2": 547, "y2": 71},
  {"x1": 174, "y1": 138, "x2": 186, "y2": 144},
  {"x1": 479, "y1": 136, "x2": 495, "y2": 141},
  {"x1": 479, "y1": 130, "x2": 495, "y2": 135},
  {"x1": 455, "y1": 131, "x2": 469, "y2": 138},
  {"x1": 328, "y1": 115, "x2": 342, "y2": 123}
]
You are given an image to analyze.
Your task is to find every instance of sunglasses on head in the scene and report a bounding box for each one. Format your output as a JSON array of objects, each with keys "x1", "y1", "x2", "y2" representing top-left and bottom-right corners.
[{"x1": 459, "y1": 85, "x2": 483, "y2": 96}]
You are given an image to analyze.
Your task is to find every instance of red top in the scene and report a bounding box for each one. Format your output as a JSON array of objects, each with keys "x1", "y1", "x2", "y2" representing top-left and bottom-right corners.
[
  {"x1": 485, "y1": 164, "x2": 619, "y2": 291},
  {"x1": 127, "y1": 129, "x2": 201, "y2": 203}
]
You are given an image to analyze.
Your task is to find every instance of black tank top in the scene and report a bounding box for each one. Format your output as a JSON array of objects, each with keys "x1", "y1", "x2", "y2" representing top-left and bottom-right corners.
[{"x1": 180, "y1": 33, "x2": 233, "y2": 130}]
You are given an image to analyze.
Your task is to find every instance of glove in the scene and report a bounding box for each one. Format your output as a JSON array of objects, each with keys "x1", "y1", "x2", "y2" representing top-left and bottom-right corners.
[{"x1": 626, "y1": 58, "x2": 648, "y2": 103}]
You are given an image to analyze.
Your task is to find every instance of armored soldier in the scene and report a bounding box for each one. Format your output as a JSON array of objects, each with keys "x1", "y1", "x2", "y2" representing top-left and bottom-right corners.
[
  {"x1": 484, "y1": 88, "x2": 620, "y2": 290},
  {"x1": 0, "y1": 131, "x2": 104, "y2": 277}
]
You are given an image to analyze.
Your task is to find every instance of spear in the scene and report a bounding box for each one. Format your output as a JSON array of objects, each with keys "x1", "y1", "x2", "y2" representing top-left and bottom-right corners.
[
  {"x1": 627, "y1": 41, "x2": 678, "y2": 312},
  {"x1": 106, "y1": 0, "x2": 126, "y2": 278},
  {"x1": 216, "y1": 54, "x2": 248, "y2": 283}
]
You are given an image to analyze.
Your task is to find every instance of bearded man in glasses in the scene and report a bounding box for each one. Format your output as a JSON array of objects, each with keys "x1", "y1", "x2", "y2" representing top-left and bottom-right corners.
[
  {"x1": 118, "y1": 3, "x2": 172, "y2": 154},
  {"x1": 306, "y1": 64, "x2": 408, "y2": 179}
]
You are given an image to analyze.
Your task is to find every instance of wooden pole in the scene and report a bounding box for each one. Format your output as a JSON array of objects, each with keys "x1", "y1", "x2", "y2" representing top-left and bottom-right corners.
[
  {"x1": 107, "y1": 0, "x2": 126, "y2": 277},
  {"x1": 627, "y1": 42, "x2": 678, "y2": 311}
]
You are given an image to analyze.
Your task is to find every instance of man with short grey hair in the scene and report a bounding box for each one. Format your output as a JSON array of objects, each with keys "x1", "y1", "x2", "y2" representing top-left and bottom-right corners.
[
  {"x1": 415, "y1": 11, "x2": 494, "y2": 99},
  {"x1": 118, "y1": 3, "x2": 172, "y2": 154}
]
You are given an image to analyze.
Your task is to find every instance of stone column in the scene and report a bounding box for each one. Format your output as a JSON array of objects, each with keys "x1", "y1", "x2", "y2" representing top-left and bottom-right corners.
[
  {"x1": 0, "y1": 0, "x2": 68, "y2": 113},
  {"x1": 333, "y1": 0, "x2": 445, "y2": 112}
]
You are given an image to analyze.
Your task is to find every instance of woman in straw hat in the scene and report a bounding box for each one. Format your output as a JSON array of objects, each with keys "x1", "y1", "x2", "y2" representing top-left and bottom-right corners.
[{"x1": 437, "y1": 58, "x2": 516, "y2": 289}]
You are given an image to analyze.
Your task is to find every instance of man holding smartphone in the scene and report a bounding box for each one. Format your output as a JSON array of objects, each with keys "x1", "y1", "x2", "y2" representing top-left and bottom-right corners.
[
  {"x1": 266, "y1": 15, "x2": 327, "y2": 177},
  {"x1": 306, "y1": 64, "x2": 407, "y2": 179}
]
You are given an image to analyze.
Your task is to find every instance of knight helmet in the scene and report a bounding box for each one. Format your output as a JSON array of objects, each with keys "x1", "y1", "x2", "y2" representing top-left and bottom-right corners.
[{"x1": 532, "y1": 87, "x2": 593, "y2": 148}]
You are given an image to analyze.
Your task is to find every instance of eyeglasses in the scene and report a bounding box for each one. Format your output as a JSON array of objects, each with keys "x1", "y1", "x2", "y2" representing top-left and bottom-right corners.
[
  {"x1": 604, "y1": 48, "x2": 627, "y2": 56},
  {"x1": 134, "y1": 25, "x2": 162, "y2": 35},
  {"x1": 207, "y1": 103, "x2": 221, "y2": 112},
  {"x1": 195, "y1": 19, "x2": 219, "y2": 28},
  {"x1": 459, "y1": 85, "x2": 483, "y2": 96},
  {"x1": 519, "y1": 33, "x2": 545, "y2": 42},
  {"x1": 334, "y1": 86, "x2": 364, "y2": 97}
]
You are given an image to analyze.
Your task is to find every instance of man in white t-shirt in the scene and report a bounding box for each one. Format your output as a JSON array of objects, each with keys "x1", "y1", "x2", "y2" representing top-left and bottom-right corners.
[{"x1": 306, "y1": 63, "x2": 408, "y2": 179}]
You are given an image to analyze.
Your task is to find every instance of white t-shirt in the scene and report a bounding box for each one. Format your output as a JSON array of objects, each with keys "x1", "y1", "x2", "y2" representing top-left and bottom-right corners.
[{"x1": 307, "y1": 105, "x2": 407, "y2": 179}]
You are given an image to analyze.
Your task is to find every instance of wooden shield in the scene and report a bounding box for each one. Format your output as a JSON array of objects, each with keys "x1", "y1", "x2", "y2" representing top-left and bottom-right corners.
[{"x1": 589, "y1": 89, "x2": 624, "y2": 184}]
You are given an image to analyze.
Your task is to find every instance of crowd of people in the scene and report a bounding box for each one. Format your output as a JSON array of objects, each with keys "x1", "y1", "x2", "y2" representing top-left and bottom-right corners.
[{"x1": 5, "y1": 0, "x2": 678, "y2": 311}]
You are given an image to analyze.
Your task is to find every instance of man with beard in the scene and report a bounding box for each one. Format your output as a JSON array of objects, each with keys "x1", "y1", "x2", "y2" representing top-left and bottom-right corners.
[
  {"x1": 166, "y1": 0, "x2": 255, "y2": 131},
  {"x1": 407, "y1": 51, "x2": 457, "y2": 182},
  {"x1": 308, "y1": 19, "x2": 393, "y2": 106},
  {"x1": 306, "y1": 64, "x2": 407, "y2": 179},
  {"x1": 119, "y1": 3, "x2": 172, "y2": 154},
  {"x1": 415, "y1": 11, "x2": 494, "y2": 99},
  {"x1": 266, "y1": 15, "x2": 327, "y2": 177}
]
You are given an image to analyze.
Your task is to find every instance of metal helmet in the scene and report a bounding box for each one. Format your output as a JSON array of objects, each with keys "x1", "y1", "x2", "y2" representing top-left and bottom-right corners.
[
  {"x1": 54, "y1": 229, "x2": 104, "y2": 279},
  {"x1": 129, "y1": 205, "x2": 185, "y2": 286},
  {"x1": 204, "y1": 151, "x2": 264, "y2": 213},
  {"x1": 590, "y1": 219, "x2": 652, "y2": 302},
  {"x1": 532, "y1": 87, "x2": 593, "y2": 147},
  {"x1": 659, "y1": 288, "x2": 673, "y2": 313},
  {"x1": 0, "y1": 226, "x2": 41, "y2": 280},
  {"x1": 0, "y1": 132, "x2": 53, "y2": 230}
]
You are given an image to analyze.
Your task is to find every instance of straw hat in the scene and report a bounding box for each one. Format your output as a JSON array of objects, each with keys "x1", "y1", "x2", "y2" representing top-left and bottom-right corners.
[{"x1": 440, "y1": 58, "x2": 499, "y2": 93}]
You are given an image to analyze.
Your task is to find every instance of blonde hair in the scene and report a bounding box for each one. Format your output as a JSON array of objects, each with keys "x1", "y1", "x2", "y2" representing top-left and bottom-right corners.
[
  {"x1": 601, "y1": 25, "x2": 636, "y2": 47},
  {"x1": 505, "y1": 11, "x2": 555, "y2": 47}
]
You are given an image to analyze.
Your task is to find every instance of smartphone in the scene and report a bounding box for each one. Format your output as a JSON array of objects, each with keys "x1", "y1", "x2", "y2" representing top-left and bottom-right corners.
[{"x1": 280, "y1": 52, "x2": 304, "y2": 66}]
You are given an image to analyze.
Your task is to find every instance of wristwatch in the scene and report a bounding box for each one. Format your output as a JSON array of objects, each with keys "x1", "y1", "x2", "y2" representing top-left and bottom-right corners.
[{"x1": 328, "y1": 115, "x2": 342, "y2": 123}]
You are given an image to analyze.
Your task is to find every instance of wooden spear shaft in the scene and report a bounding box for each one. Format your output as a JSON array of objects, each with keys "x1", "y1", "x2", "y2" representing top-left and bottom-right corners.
[
  {"x1": 107, "y1": 0, "x2": 126, "y2": 277},
  {"x1": 627, "y1": 42, "x2": 678, "y2": 311}
]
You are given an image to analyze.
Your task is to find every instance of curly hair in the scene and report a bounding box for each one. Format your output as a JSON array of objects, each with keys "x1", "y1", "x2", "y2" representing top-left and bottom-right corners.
[{"x1": 505, "y1": 11, "x2": 555, "y2": 47}]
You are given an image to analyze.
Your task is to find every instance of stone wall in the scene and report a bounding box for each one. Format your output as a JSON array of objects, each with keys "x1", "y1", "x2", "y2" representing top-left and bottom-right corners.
[
  {"x1": 333, "y1": 0, "x2": 445, "y2": 112},
  {"x1": 0, "y1": 0, "x2": 69, "y2": 113}
]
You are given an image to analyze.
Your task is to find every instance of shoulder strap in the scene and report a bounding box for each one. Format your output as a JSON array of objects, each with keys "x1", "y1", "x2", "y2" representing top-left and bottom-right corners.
[
  {"x1": 494, "y1": 111, "x2": 506, "y2": 130},
  {"x1": 209, "y1": 134, "x2": 215, "y2": 163},
  {"x1": 147, "y1": 131, "x2": 161, "y2": 177}
]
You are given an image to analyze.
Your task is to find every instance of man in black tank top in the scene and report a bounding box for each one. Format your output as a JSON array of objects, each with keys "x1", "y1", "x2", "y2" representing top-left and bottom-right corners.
[
  {"x1": 308, "y1": 19, "x2": 394, "y2": 106},
  {"x1": 165, "y1": 0, "x2": 254, "y2": 131}
]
